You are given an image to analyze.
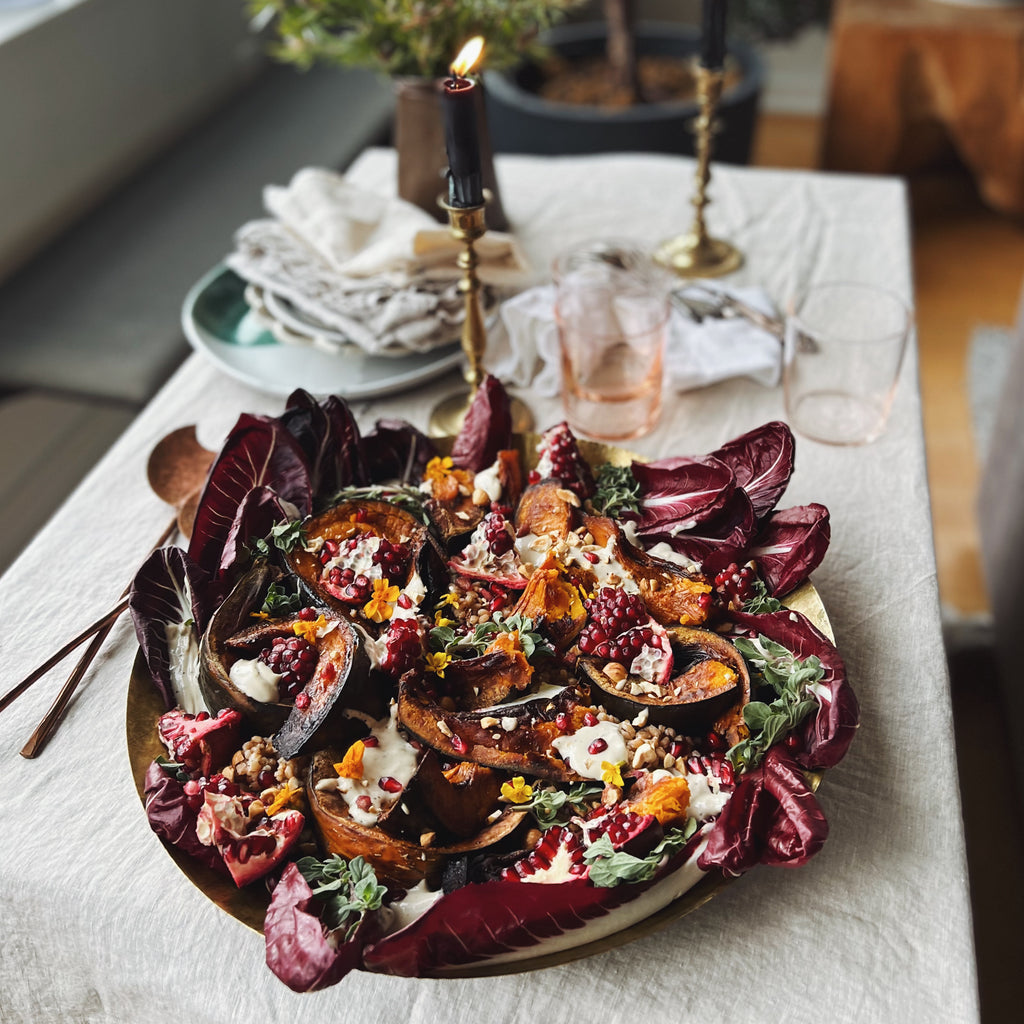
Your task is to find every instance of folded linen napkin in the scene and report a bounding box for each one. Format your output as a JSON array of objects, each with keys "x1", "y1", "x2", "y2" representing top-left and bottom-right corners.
[
  {"x1": 486, "y1": 282, "x2": 781, "y2": 395},
  {"x1": 227, "y1": 168, "x2": 530, "y2": 356}
]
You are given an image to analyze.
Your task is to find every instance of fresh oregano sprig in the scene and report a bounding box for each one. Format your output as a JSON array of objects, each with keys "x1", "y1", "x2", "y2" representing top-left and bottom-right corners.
[
  {"x1": 521, "y1": 782, "x2": 604, "y2": 828},
  {"x1": 590, "y1": 463, "x2": 641, "y2": 518},
  {"x1": 295, "y1": 855, "x2": 387, "y2": 940},
  {"x1": 727, "y1": 634, "x2": 824, "y2": 773},
  {"x1": 258, "y1": 581, "x2": 302, "y2": 617},
  {"x1": 251, "y1": 519, "x2": 306, "y2": 558},
  {"x1": 742, "y1": 579, "x2": 784, "y2": 615},
  {"x1": 583, "y1": 822, "x2": 699, "y2": 888}
]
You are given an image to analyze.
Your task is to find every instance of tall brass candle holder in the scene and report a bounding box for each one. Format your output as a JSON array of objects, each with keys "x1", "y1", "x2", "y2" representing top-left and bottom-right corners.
[
  {"x1": 654, "y1": 65, "x2": 743, "y2": 279},
  {"x1": 428, "y1": 193, "x2": 533, "y2": 437}
]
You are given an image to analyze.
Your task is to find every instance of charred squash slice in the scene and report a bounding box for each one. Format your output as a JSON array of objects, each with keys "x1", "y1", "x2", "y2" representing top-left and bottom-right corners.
[{"x1": 577, "y1": 625, "x2": 749, "y2": 735}]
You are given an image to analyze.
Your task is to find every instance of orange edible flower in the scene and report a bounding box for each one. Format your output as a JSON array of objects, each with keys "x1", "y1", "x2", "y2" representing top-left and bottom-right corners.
[
  {"x1": 424, "y1": 456, "x2": 454, "y2": 484},
  {"x1": 363, "y1": 578, "x2": 400, "y2": 623},
  {"x1": 292, "y1": 614, "x2": 326, "y2": 644},
  {"x1": 627, "y1": 776, "x2": 691, "y2": 827},
  {"x1": 334, "y1": 740, "x2": 366, "y2": 780},
  {"x1": 266, "y1": 782, "x2": 303, "y2": 816},
  {"x1": 500, "y1": 776, "x2": 534, "y2": 804}
]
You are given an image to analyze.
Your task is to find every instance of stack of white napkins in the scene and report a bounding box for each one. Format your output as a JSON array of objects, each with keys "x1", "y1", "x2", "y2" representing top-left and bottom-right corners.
[
  {"x1": 487, "y1": 282, "x2": 782, "y2": 395},
  {"x1": 228, "y1": 168, "x2": 530, "y2": 356}
]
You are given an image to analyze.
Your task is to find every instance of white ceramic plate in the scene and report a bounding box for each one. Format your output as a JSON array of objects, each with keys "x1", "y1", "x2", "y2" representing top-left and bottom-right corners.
[{"x1": 181, "y1": 264, "x2": 463, "y2": 399}]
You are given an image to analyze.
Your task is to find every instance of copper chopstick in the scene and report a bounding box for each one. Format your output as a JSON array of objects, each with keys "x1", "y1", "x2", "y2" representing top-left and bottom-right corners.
[{"x1": 2, "y1": 517, "x2": 177, "y2": 737}]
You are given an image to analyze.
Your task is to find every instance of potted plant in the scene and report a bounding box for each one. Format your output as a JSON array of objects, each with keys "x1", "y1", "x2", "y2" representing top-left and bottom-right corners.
[
  {"x1": 247, "y1": 0, "x2": 584, "y2": 226},
  {"x1": 484, "y1": 1, "x2": 831, "y2": 164}
]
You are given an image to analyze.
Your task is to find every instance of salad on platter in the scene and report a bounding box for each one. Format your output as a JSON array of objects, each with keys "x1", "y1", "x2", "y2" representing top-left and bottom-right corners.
[{"x1": 129, "y1": 377, "x2": 858, "y2": 991}]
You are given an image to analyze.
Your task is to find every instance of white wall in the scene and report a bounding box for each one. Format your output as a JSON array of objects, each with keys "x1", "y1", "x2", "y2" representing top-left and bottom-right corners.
[{"x1": 0, "y1": 0, "x2": 264, "y2": 280}]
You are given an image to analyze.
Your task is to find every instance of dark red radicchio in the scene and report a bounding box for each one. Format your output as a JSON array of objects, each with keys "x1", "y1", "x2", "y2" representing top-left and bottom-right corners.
[
  {"x1": 449, "y1": 374, "x2": 512, "y2": 473},
  {"x1": 641, "y1": 488, "x2": 757, "y2": 574},
  {"x1": 629, "y1": 456, "x2": 735, "y2": 533},
  {"x1": 187, "y1": 414, "x2": 311, "y2": 577},
  {"x1": 217, "y1": 486, "x2": 295, "y2": 584},
  {"x1": 749, "y1": 503, "x2": 831, "y2": 597},
  {"x1": 729, "y1": 607, "x2": 859, "y2": 771},
  {"x1": 129, "y1": 546, "x2": 211, "y2": 711},
  {"x1": 265, "y1": 863, "x2": 379, "y2": 992},
  {"x1": 698, "y1": 747, "x2": 829, "y2": 876},
  {"x1": 278, "y1": 389, "x2": 367, "y2": 504},
  {"x1": 143, "y1": 761, "x2": 227, "y2": 876},
  {"x1": 362, "y1": 418, "x2": 438, "y2": 485},
  {"x1": 363, "y1": 831, "x2": 703, "y2": 977},
  {"x1": 710, "y1": 420, "x2": 795, "y2": 521}
]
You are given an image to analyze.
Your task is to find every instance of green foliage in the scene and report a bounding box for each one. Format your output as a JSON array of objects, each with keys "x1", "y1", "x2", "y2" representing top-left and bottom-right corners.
[
  {"x1": 295, "y1": 855, "x2": 387, "y2": 939},
  {"x1": 429, "y1": 611, "x2": 552, "y2": 662},
  {"x1": 522, "y1": 782, "x2": 603, "y2": 827},
  {"x1": 742, "y1": 579, "x2": 784, "y2": 614},
  {"x1": 583, "y1": 823, "x2": 698, "y2": 888},
  {"x1": 259, "y1": 581, "x2": 302, "y2": 616},
  {"x1": 251, "y1": 519, "x2": 306, "y2": 558},
  {"x1": 247, "y1": 1, "x2": 584, "y2": 78},
  {"x1": 590, "y1": 462, "x2": 641, "y2": 518}
]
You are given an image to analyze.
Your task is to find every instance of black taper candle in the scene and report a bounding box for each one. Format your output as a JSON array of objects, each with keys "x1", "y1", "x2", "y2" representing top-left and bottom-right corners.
[
  {"x1": 442, "y1": 74, "x2": 484, "y2": 208},
  {"x1": 700, "y1": 0, "x2": 727, "y2": 71}
]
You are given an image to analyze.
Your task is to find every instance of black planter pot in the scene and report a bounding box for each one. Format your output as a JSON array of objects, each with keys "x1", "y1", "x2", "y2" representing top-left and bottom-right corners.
[{"x1": 484, "y1": 22, "x2": 764, "y2": 165}]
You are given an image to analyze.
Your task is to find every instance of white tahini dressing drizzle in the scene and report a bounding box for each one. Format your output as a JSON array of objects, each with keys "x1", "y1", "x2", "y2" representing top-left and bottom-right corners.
[
  {"x1": 629, "y1": 645, "x2": 666, "y2": 684},
  {"x1": 391, "y1": 571, "x2": 427, "y2": 621},
  {"x1": 315, "y1": 704, "x2": 419, "y2": 826},
  {"x1": 164, "y1": 621, "x2": 207, "y2": 714},
  {"x1": 321, "y1": 533, "x2": 383, "y2": 578},
  {"x1": 228, "y1": 658, "x2": 282, "y2": 704},
  {"x1": 552, "y1": 723, "x2": 629, "y2": 780},
  {"x1": 379, "y1": 880, "x2": 443, "y2": 932},
  {"x1": 684, "y1": 770, "x2": 730, "y2": 821},
  {"x1": 644, "y1": 541, "x2": 701, "y2": 572},
  {"x1": 473, "y1": 458, "x2": 503, "y2": 503}
]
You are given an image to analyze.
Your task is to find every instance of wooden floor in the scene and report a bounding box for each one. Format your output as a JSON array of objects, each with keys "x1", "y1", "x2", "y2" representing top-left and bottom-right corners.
[{"x1": 755, "y1": 114, "x2": 1024, "y2": 616}]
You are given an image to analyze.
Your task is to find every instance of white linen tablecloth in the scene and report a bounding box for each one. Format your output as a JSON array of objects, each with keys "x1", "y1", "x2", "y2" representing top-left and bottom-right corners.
[{"x1": 0, "y1": 150, "x2": 977, "y2": 1024}]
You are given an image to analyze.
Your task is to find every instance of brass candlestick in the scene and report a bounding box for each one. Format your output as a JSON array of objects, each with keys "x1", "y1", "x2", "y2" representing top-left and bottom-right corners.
[
  {"x1": 428, "y1": 193, "x2": 533, "y2": 437},
  {"x1": 654, "y1": 65, "x2": 743, "y2": 279}
]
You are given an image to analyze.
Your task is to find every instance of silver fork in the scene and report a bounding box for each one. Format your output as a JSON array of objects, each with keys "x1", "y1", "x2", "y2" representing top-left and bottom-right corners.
[{"x1": 671, "y1": 286, "x2": 784, "y2": 340}]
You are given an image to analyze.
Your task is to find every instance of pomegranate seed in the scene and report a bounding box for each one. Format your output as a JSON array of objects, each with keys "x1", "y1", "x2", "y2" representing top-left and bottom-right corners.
[
  {"x1": 451, "y1": 733, "x2": 468, "y2": 755},
  {"x1": 379, "y1": 776, "x2": 403, "y2": 794},
  {"x1": 362, "y1": 735, "x2": 380, "y2": 747},
  {"x1": 719, "y1": 761, "x2": 735, "y2": 786},
  {"x1": 195, "y1": 711, "x2": 210, "y2": 722},
  {"x1": 489, "y1": 597, "x2": 504, "y2": 612},
  {"x1": 294, "y1": 692, "x2": 311, "y2": 710},
  {"x1": 555, "y1": 712, "x2": 570, "y2": 731},
  {"x1": 323, "y1": 540, "x2": 339, "y2": 555},
  {"x1": 705, "y1": 731, "x2": 724, "y2": 751},
  {"x1": 785, "y1": 732, "x2": 801, "y2": 751},
  {"x1": 298, "y1": 607, "x2": 317, "y2": 621},
  {"x1": 583, "y1": 551, "x2": 599, "y2": 564},
  {"x1": 397, "y1": 593, "x2": 412, "y2": 609},
  {"x1": 698, "y1": 592, "x2": 712, "y2": 611},
  {"x1": 583, "y1": 711, "x2": 598, "y2": 728},
  {"x1": 355, "y1": 795, "x2": 373, "y2": 812},
  {"x1": 354, "y1": 509, "x2": 367, "y2": 522},
  {"x1": 527, "y1": 470, "x2": 540, "y2": 485},
  {"x1": 587, "y1": 738, "x2": 608, "y2": 755}
]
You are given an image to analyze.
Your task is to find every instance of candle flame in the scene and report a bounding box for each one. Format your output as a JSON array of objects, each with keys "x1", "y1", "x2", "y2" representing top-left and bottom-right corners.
[{"x1": 451, "y1": 36, "x2": 485, "y2": 77}]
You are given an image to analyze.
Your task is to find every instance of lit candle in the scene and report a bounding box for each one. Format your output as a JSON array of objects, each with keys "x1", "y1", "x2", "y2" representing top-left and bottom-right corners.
[
  {"x1": 700, "y1": 0, "x2": 727, "y2": 71},
  {"x1": 442, "y1": 36, "x2": 485, "y2": 208}
]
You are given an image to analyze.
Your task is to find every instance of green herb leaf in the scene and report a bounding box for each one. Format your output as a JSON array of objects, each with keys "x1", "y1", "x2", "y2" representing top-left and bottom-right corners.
[
  {"x1": 251, "y1": 519, "x2": 306, "y2": 558},
  {"x1": 583, "y1": 825, "x2": 697, "y2": 888},
  {"x1": 155, "y1": 755, "x2": 190, "y2": 783},
  {"x1": 428, "y1": 612, "x2": 552, "y2": 663},
  {"x1": 727, "y1": 634, "x2": 825, "y2": 772},
  {"x1": 296, "y1": 854, "x2": 388, "y2": 940},
  {"x1": 259, "y1": 581, "x2": 302, "y2": 616},
  {"x1": 522, "y1": 782, "x2": 603, "y2": 828},
  {"x1": 742, "y1": 579, "x2": 784, "y2": 614},
  {"x1": 590, "y1": 463, "x2": 641, "y2": 518}
]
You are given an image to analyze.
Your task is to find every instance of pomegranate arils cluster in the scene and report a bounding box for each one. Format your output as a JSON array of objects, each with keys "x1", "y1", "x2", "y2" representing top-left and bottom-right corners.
[
  {"x1": 481, "y1": 512, "x2": 514, "y2": 556},
  {"x1": 578, "y1": 587, "x2": 648, "y2": 655},
  {"x1": 380, "y1": 619, "x2": 423, "y2": 677},
  {"x1": 372, "y1": 537, "x2": 410, "y2": 579},
  {"x1": 258, "y1": 635, "x2": 318, "y2": 697},
  {"x1": 714, "y1": 561, "x2": 758, "y2": 610},
  {"x1": 535, "y1": 422, "x2": 596, "y2": 499},
  {"x1": 325, "y1": 567, "x2": 374, "y2": 604},
  {"x1": 608, "y1": 625, "x2": 663, "y2": 664}
]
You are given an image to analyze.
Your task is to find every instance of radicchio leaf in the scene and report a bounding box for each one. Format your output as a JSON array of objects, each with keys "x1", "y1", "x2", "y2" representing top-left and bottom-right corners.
[
  {"x1": 264, "y1": 863, "x2": 377, "y2": 992},
  {"x1": 187, "y1": 414, "x2": 311, "y2": 577},
  {"x1": 640, "y1": 488, "x2": 757, "y2": 573},
  {"x1": 698, "y1": 747, "x2": 829, "y2": 875},
  {"x1": 143, "y1": 761, "x2": 227, "y2": 876},
  {"x1": 363, "y1": 831, "x2": 703, "y2": 977},
  {"x1": 749, "y1": 503, "x2": 831, "y2": 597},
  {"x1": 320, "y1": 395, "x2": 368, "y2": 492},
  {"x1": 362, "y1": 418, "x2": 438, "y2": 485},
  {"x1": 129, "y1": 547, "x2": 211, "y2": 711},
  {"x1": 629, "y1": 456, "x2": 735, "y2": 533},
  {"x1": 217, "y1": 486, "x2": 293, "y2": 583},
  {"x1": 710, "y1": 420, "x2": 795, "y2": 521},
  {"x1": 449, "y1": 374, "x2": 512, "y2": 473},
  {"x1": 729, "y1": 608, "x2": 859, "y2": 770}
]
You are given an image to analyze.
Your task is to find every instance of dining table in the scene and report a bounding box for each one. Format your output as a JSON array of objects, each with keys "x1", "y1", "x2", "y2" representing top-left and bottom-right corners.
[{"x1": 0, "y1": 149, "x2": 979, "y2": 1024}]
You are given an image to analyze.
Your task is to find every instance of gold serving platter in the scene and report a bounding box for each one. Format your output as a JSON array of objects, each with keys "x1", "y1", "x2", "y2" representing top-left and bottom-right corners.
[{"x1": 125, "y1": 434, "x2": 833, "y2": 975}]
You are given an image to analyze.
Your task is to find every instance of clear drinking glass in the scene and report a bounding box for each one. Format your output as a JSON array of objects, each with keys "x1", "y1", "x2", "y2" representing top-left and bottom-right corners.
[
  {"x1": 553, "y1": 240, "x2": 670, "y2": 442},
  {"x1": 784, "y1": 282, "x2": 911, "y2": 445}
]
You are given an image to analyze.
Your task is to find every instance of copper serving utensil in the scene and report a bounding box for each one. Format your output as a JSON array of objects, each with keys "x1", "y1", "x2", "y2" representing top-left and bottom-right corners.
[{"x1": 5, "y1": 425, "x2": 215, "y2": 754}]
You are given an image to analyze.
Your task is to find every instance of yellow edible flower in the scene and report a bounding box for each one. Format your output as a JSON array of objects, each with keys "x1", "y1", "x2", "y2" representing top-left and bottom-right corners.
[
  {"x1": 265, "y1": 782, "x2": 303, "y2": 816},
  {"x1": 249, "y1": 610, "x2": 270, "y2": 620},
  {"x1": 363, "y1": 578, "x2": 400, "y2": 623},
  {"x1": 292, "y1": 614, "x2": 326, "y2": 643},
  {"x1": 436, "y1": 592, "x2": 458, "y2": 609},
  {"x1": 424, "y1": 455, "x2": 455, "y2": 485},
  {"x1": 334, "y1": 740, "x2": 366, "y2": 780},
  {"x1": 500, "y1": 776, "x2": 534, "y2": 804},
  {"x1": 601, "y1": 761, "x2": 625, "y2": 788},
  {"x1": 434, "y1": 611, "x2": 455, "y2": 628},
  {"x1": 424, "y1": 651, "x2": 452, "y2": 678}
]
